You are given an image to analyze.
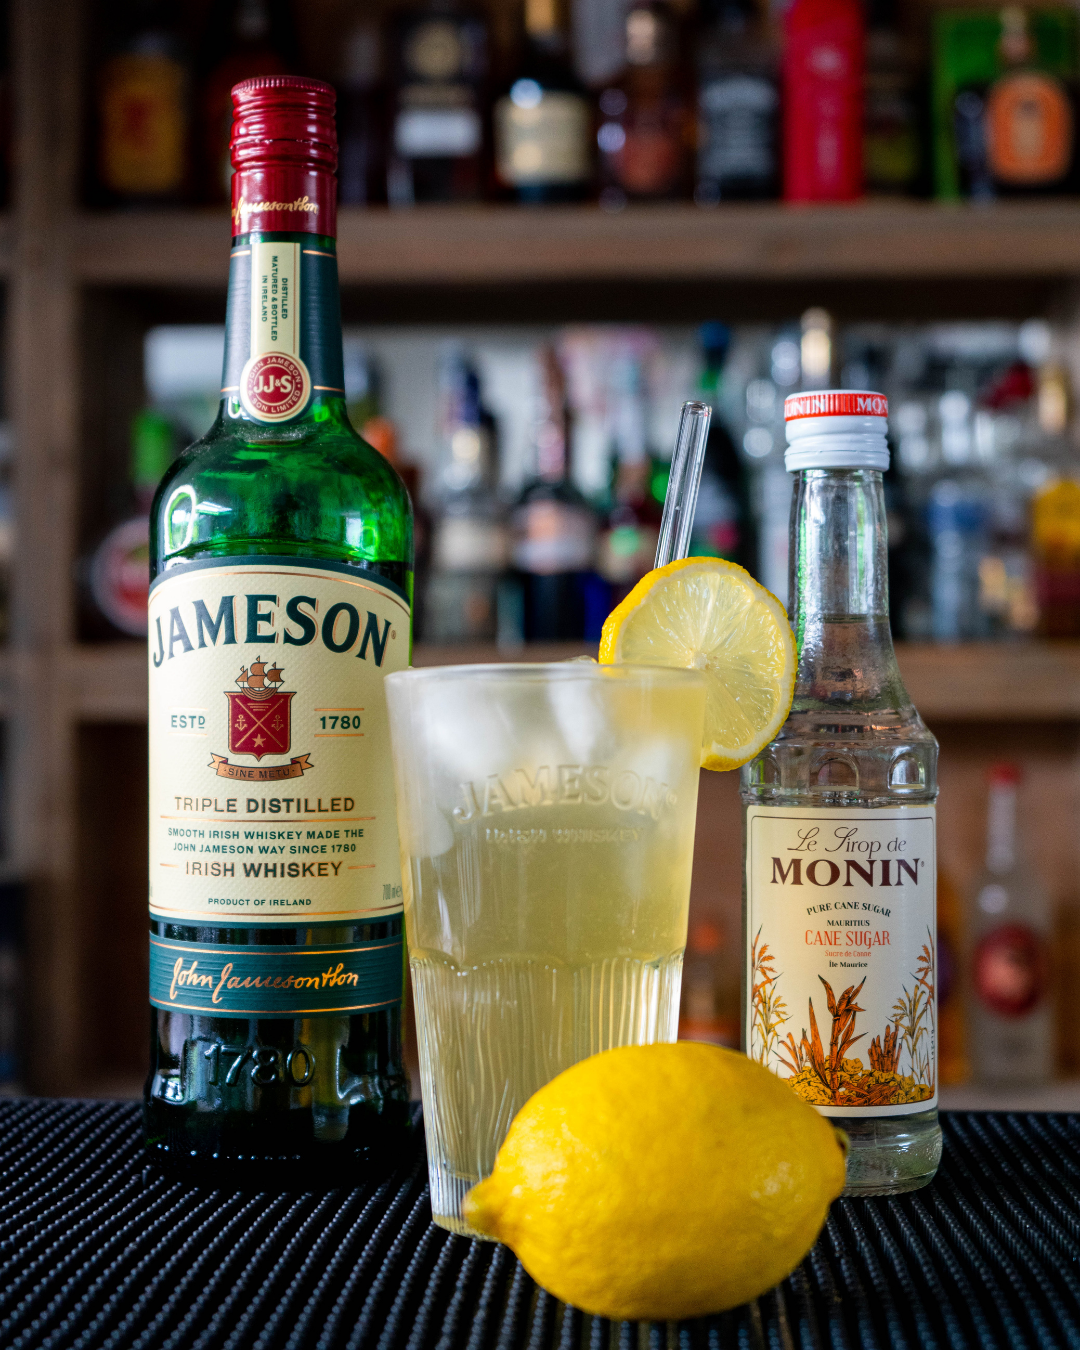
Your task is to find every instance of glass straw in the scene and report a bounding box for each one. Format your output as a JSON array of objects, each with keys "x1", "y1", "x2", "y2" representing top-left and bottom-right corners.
[{"x1": 654, "y1": 400, "x2": 712, "y2": 568}]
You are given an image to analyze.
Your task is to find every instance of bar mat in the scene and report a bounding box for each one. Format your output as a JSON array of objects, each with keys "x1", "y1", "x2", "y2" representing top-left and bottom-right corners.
[{"x1": 0, "y1": 1101, "x2": 1078, "y2": 1349}]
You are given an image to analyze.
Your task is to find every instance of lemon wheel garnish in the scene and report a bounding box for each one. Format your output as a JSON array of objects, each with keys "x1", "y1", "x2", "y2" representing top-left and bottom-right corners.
[{"x1": 598, "y1": 556, "x2": 797, "y2": 772}]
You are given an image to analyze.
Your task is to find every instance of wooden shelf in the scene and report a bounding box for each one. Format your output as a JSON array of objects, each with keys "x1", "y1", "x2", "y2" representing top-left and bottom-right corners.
[
  {"x1": 72, "y1": 200, "x2": 1080, "y2": 289},
  {"x1": 899, "y1": 642, "x2": 1080, "y2": 721},
  {"x1": 69, "y1": 644, "x2": 146, "y2": 721},
  {"x1": 67, "y1": 639, "x2": 1080, "y2": 723}
]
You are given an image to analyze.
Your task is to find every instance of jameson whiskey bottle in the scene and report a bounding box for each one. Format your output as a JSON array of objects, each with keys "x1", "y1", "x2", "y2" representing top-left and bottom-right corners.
[
  {"x1": 742, "y1": 392, "x2": 941, "y2": 1195},
  {"x1": 145, "y1": 77, "x2": 413, "y2": 1181}
]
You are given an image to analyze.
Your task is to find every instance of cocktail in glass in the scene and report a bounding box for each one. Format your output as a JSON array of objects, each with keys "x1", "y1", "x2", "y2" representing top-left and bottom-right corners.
[{"x1": 386, "y1": 662, "x2": 706, "y2": 1235}]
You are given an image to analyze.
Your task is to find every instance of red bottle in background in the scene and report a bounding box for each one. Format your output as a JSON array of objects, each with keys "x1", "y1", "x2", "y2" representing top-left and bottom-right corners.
[{"x1": 782, "y1": 0, "x2": 863, "y2": 201}]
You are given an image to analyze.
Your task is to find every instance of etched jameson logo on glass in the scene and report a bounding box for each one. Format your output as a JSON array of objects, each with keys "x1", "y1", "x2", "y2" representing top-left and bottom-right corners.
[{"x1": 386, "y1": 662, "x2": 706, "y2": 1236}]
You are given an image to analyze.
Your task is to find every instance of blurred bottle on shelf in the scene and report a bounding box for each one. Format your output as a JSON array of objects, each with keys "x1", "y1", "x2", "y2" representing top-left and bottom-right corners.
[
  {"x1": 84, "y1": 409, "x2": 176, "y2": 640},
  {"x1": 337, "y1": 18, "x2": 387, "y2": 206},
  {"x1": 863, "y1": 0, "x2": 922, "y2": 197},
  {"x1": 387, "y1": 1, "x2": 489, "y2": 205},
  {"x1": 1032, "y1": 474, "x2": 1080, "y2": 637},
  {"x1": 782, "y1": 0, "x2": 863, "y2": 201},
  {"x1": 799, "y1": 306, "x2": 835, "y2": 389},
  {"x1": 511, "y1": 346, "x2": 600, "y2": 641},
  {"x1": 754, "y1": 458, "x2": 792, "y2": 606},
  {"x1": 690, "y1": 323, "x2": 753, "y2": 568},
  {"x1": 425, "y1": 347, "x2": 508, "y2": 644},
  {"x1": 198, "y1": 0, "x2": 295, "y2": 202},
  {"x1": 934, "y1": 6, "x2": 1080, "y2": 201},
  {"x1": 937, "y1": 864, "x2": 968, "y2": 1085},
  {"x1": 95, "y1": 0, "x2": 191, "y2": 205},
  {"x1": 880, "y1": 467, "x2": 911, "y2": 638},
  {"x1": 596, "y1": 345, "x2": 660, "y2": 608},
  {"x1": 1029, "y1": 355, "x2": 1080, "y2": 637},
  {"x1": 572, "y1": 0, "x2": 630, "y2": 91},
  {"x1": 880, "y1": 322, "x2": 1067, "y2": 642},
  {"x1": 343, "y1": 344, "x2": 431, "y2": 641},
  {"x1": 345, "y1": 345, "x2": 398, "y2": 464},
  {"x1": 695, "y1": 0, "x2": 780, "y2": 204},
  {"x1": 679, "y1": 918, "x2": 739, "y2": 1048},
  {"x1": 596, "y1": 0, "x2": 693, "y2": 207},
  {"x1": 968, "y1": 763, "x2": 1054, "y2": 1086},
  {"x1": 1035, "y1": 357, "x2": 1072, "y2": 468},
  {"x1": 494, "y1": 0, "x2": 592, "y2": 203},
  {"x1": 977, "y1": 362, "x2": 1039, "y2": 639},
  {"x1": 924, "y1": 381, "x2": 1001, "y2": 643},
  {"x1": 890, "y1": 392, "x2": 937, "y2": 641},
  {"x1": 738, "y1": 329, "x2": 799, "y2": 604},
  {"x1": 928, "y1": 475, "x2": 990, "y2": 642}
]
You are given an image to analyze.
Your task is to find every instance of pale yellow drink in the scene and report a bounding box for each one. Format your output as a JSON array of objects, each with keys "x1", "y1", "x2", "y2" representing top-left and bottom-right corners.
[{"x1": 386, "y1": 662, "x2": 705, "y2": 1234}]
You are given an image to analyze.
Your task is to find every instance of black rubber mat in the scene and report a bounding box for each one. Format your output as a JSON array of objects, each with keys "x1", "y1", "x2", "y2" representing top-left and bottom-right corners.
[{"x1": 0, "y1": 1100, "x2": 1078, "y2": 1349}]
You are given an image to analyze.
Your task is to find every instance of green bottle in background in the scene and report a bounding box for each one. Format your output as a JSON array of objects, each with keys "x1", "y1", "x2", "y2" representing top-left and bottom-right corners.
[
  {"x1": 933, "y1": 6, "x2": 1080, "y2": 200},
  {"x1": 145, "y1": 76, "x2": 413, "y2": 1181}
]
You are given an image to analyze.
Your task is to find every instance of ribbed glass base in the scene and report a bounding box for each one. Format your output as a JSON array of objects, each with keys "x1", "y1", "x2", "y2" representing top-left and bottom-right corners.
[
  {"x1": 414, "y1": 952, "x2": 682, "y2": 1233},
  {"x1": 838, "y1": 1108, "x2": 942, "y2": 1196},
  {"x1": 429, "y1": 1169, "x2": 498, "y2": 1240}
]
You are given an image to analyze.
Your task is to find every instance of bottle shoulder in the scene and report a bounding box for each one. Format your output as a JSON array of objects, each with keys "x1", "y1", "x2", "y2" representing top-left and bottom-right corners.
[
  {"x1": 740, "y1": 704, "x2": 938, "y2": 808},
  {"x1": 151, "y1": 412, "x2": 413, "y2": 572},
  {"x1": 773, "y1": 702, "x2": 938, "y2": 745}
]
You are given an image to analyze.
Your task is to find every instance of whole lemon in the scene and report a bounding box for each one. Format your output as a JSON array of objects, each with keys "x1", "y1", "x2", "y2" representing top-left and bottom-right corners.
[{"x1": 463, "y1": 1042, "x2": 846, "y2": 1321}]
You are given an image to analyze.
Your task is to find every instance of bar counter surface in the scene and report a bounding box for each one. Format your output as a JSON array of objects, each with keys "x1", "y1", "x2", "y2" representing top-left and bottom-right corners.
[{"x1": 0, "y1": 1099, "x2": 1076, "y2": 1349}]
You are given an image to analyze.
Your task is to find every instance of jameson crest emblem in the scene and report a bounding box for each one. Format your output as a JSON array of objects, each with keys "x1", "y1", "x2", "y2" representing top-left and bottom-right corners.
[
  {"x1": 210, "y1": 656, "x2": 313, "y2": 782},
  {"x1": 240, "y1": 351, "x2": 311, "y2": 422},
  {"x1": 227, "y1": 657, "x2": 293, "y2": 759}
]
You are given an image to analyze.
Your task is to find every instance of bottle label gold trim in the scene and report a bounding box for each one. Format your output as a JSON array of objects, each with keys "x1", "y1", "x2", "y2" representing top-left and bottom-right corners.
[
  {"x1": 745, "y1": 804, "x2": 937, "y2": 1118},
  {"x1": 149, "y1": 930, "x2": 403, "y2": 1016},
  {"x1": 148, "y1": 557, "x2": 409, "y2": 927}
]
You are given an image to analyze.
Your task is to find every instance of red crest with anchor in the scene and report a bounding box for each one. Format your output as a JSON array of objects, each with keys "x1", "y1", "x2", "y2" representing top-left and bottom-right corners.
[{"x1": 226, "y1": 657, "x2": 294, "y2": 761}]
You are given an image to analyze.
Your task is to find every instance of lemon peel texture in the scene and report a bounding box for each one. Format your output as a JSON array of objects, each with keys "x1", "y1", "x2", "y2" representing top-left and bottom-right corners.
[{"x1": 463, "y1": 1042, "x2": 846, "y2": 1322}]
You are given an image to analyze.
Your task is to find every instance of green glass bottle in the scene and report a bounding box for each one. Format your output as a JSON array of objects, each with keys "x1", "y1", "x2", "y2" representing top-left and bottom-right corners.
[{"x1": 145, "y1": 76, "x2": 413, "y2": 1182}]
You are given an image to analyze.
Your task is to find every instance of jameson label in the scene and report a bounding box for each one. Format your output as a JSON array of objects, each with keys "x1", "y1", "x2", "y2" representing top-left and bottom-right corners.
[
  {"x1": 745, "y1": 805, "x2": 937, "y2": 1118},
  {"x1": 221, "y1": 238, "x2": 345, "y2": 425},
  {"x1": 148, "y1": 556, "x2": 409, "y2": 929},
  {"x1": 149, "y1": 930, "x2": 403, "y2": 1017}
]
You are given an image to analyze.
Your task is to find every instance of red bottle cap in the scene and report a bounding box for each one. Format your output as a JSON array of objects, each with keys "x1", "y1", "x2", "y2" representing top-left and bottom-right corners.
[
  {"x1": 229, "y1": 76, "x2": 338, "y2": 239},
  {"x1": 784, "y1": 391, "x2": 889, "y2": 421}
]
